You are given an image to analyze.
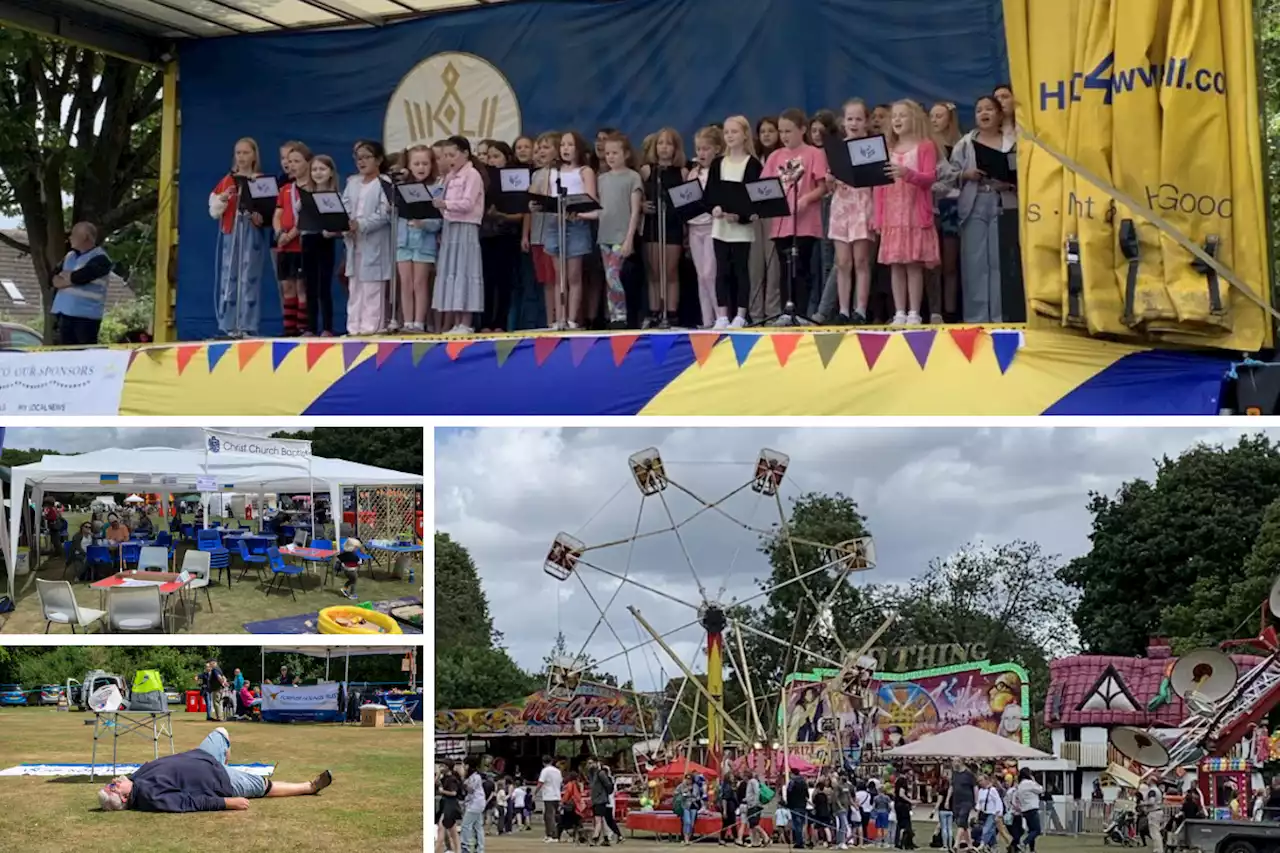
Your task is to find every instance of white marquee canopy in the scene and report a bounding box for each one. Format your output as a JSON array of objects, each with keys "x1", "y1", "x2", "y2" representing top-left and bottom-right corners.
[{"x1": 3, "y1": 445, "x2": 422, "y2": 600}]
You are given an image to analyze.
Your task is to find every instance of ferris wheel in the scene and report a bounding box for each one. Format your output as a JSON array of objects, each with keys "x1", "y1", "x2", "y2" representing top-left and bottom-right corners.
[{"x1": 541, "y1": 446, "x2": 895, "y2": 775}]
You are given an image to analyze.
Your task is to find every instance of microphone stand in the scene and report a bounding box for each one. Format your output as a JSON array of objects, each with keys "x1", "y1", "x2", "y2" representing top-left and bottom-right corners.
[
  {"x1": 231, "y1": 196, "x2": 246, "y2": 339},
  {"x1": 387, "y1": 174, "x2": 400, "y2": 334},
  {"x1": 555, "y1": 170, "x2": 569, "y2": 332},
  {"x1": 657, "y1": 167, "x2": 669, "y2": 329},
  {"x1": 753, "y1": 173, "x2": 812, "y2": 328}
]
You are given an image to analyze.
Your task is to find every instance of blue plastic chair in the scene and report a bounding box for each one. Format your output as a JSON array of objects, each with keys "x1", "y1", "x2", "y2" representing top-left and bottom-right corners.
[
  {"x1": 120, "y1": 542, "x2": 142, "y2": 570},
  {"x1": 197, "y1": 529, "x2": 231, "y2": 587},
  {"x1": 180, "y1": 524, "x2": 195, "y2": 542},
  {"x1": 85, "y1": 545, "x2": 113, "y2": 582},
  {"x1": 236, "y1": 539, "x2": 268, "y2": 583},
  {"x1": 264, "y1": 547, "x2": 305, "y2": 601}
]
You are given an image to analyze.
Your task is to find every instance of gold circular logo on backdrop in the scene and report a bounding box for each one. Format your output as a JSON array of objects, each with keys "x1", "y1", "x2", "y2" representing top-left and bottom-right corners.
[{"x1": 384, "y1": 51, "x2": 523, "y2": 150}]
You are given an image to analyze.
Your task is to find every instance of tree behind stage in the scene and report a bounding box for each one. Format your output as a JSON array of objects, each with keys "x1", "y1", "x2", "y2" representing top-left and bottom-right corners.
[
  {"x1": 435, "y1": 532, "x2": 538, "y2": 710},
  {"x1": 0, "y1": 28, "x2": 161, "y2": 343}
]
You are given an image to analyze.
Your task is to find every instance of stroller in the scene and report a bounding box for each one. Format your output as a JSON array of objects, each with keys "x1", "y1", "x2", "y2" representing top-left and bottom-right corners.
[{"x1": 1104, "y1": 807, "x2": 1141, "y2": 846}]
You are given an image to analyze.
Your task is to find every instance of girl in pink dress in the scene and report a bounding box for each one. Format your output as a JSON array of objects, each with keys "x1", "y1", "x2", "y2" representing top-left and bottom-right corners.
[
  {"x1": 874, "y1": 99, "x2": 941, "y2": 326},
  {"x1": 828, "y1": 98, "x2": 877, "y2": 324}
]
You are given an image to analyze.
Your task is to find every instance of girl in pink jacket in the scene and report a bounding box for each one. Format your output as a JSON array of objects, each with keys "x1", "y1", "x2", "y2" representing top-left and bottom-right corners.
[{"x1": 432, "y1": 135, "x2": 486, "y2": 335}]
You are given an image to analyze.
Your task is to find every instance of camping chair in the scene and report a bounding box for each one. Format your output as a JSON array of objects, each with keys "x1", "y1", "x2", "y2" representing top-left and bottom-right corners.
[
  {"x1": 180, "y1": 549, "x2": 213, "y2": 628},
  {"x1": 137, "y1": 546, "x2": 170, "y2": 573},
  {"x1": 264, "y1": 547, "x2": 306, "y2": 601},
  {"x1": 384, "y1": 695, "x2": 417, "y2": 726},
  {"x1": 37, "y1": 579, "x2": 105, "y2": 634},
  {"x1": 236, "y1": 539, "x2": 267, "y2": 583},
  {"x1": 106, "y1": 586, "x2": 165, "y2": 633}
]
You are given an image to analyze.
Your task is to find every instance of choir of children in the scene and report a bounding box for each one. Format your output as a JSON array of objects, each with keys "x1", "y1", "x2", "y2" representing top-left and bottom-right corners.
[{"x1": 208, "y1": 88, "x2": 1018, "y2": 337}]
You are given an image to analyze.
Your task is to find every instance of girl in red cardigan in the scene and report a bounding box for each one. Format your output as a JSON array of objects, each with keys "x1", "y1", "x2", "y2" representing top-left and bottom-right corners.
[
  {"x1": 874, "y1": 99, "x2": 941, "y2": 326},
  {"x1": 273, "y1": 141, "x2": 311, "y2": 336}
]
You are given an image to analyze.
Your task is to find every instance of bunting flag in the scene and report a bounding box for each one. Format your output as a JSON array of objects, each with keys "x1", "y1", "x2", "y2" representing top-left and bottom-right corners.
[
  {"x1": 271, "y1": 341, "x2": 297, "y2": 371},
  {"x1": 903, "y1": 330, "x2": 936, "y2": 369},
  {"x1": 493, "y1": 339, "x2": 519, "y2": 367},
  {"x1": 812, "y1": 333, "x2": 844, "y2": 368},
  {"x1": 991, "y1": 330, "x2": 1025, "y2": 375},
  {"x1": 375, "y1": 342, "x2": 401, "y2": 369},
  {"x1": 948, "y1": 327, "x2": 984, "y2": 362},
  {"x1": 770, "y1": 334, "x2": 802, "y2": 367},
  {"x1": 238, "y1": 340, "x2": 265, "y2": 370},
  {"x1": 609, "y1": 335, "x2": 639, "y2": 366},
  {"x1": 855, "y1": 332, "x2": 890, "y2": 371},
  {"x1": 306, "y1": 341, "x2": 335, "y2": 372},
  {"x1": 127, "y1": 350, "x2": 140, "y2": 371},
  {"x1": 533, "y1": 337, "x2": 561, "y2": 366},
  {"x1": 341, "y1": 342, "x2": 365, "y2": 371},
  {"x1": 175, "y1": 345, "x2": 202, "y2": 376},
  {"x1": 729, "y1": 334, "x2": 759, "y2": 367},
  {"x1": 649, "y1": 333, "x2": 677, "y2": 365},
  {"x1": 687, "y1": 333, "x2": 719, "y2": 367},
  {"x1": 206, "y1": 343, "x2": 231, "y2": 373},
  {"x1": 411, "y1": 341, "x2": 437, "y2": 367},
  {"x1": 445, "y1": 340, "x2": 474, "y2": 361},
  {"x1": 569, "y1": 336, "x2": 597, "y2": 367}
]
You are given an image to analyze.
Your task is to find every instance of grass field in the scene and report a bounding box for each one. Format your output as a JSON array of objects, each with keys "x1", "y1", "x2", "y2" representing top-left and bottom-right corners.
[
  {"x1": 0, "y1": 705, "x2": 423, "y2": 852},
  {"x1": 478, "y1": 825, "x2": 1113, "y2": 852},
  {"x1": 0, "y1": 517, "x2": 422, "y2": 634}
]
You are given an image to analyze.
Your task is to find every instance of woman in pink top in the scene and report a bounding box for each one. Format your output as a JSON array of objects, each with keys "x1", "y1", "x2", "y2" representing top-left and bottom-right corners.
[
  {"x1": 432, "y1": 135, "x2": 486, "y2": 335},
  {"x1": 762, "y1": 108, "x2": 829, "y2": 319},
  {"x1": 874, "y1": 100, "x2": 941, "y2": 326}
]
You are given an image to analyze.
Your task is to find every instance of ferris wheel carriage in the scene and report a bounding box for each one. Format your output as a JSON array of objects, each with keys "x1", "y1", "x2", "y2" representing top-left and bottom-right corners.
[
  {"x1": 838, "y1": 654, "x2": 879, "y2": 697},
  {"x1": 821, "y1": 537, "x2": 878, "y2": 575},
  {"x1": 544, "y1": 533, "x2": 586, "y2": 581},
  {"x1": 546, "y1": 656, "x2": 585, "y2": 698},
  {"x1": 752, "y1": 449, "x2": 790, "y2": 496},
  {"x1": 629, "y1": 448, "x2": 669, "y2": 495}
]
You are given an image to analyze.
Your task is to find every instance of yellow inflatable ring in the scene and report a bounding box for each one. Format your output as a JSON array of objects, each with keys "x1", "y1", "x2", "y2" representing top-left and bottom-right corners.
[{"x1": 318, "y1": 606, "x2": 403, "y2": 634}]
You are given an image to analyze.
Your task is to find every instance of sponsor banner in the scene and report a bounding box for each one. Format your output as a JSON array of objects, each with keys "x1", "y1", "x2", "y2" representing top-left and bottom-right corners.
[
  {"x1": 0, "y1": 349, "x2": 129, "y2": 415},
  {"x1": 260, "y1": 682, "x2": 339, "y2": 713},
  {"x1": 204, "y1": 430, "x2": 312, "y2": 467}
]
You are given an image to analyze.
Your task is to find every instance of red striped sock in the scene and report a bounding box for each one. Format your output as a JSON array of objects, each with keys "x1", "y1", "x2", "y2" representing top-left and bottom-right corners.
[{"x1": 283, "y1": 297, "x2": 297, "y2": 335}]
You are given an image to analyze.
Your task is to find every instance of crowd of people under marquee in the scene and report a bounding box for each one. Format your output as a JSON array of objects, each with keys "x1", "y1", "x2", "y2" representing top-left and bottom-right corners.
[{"x1": 193, "y1": 85, "x2": 1024, "y2": 341}]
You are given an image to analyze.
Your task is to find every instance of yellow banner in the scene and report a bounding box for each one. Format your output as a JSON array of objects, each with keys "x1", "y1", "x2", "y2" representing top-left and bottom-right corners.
[{"x1": 1006, "y1": 0, "x2": 1272, "y2": 351}]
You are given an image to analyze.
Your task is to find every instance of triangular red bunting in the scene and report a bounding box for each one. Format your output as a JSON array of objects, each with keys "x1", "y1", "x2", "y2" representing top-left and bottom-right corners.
[
  {"x1": 770, "y1": 334, "x2": 803, "y2": 367},
  {"x1": 949, "y1": 327, "x2": 984, "y2": 362},
  {"x1": 237, "y1": 340, "x2": 265, "y2": 370},
  {"x1": 445, "y1": 340, "x2": 474, "y2": 361},
  {"x1": 306, "y1": 342, "x2": 335, "y2": 372},
  {"x1": 376, "y1": 342, "x2": 402, "y2": 368},
  {"x1": 610, "y1": 335, "x2": 639, "y2": 366},
  {"x1": 175, "y1": 345, "x2": 201, "y2": 376},
  {"x1": 533, "y1": 336, "x2": 561, "y2": 366},
  {"x1": 855, "y1": 333, "x2": 890, "y2": 371},
  {"x1": 688, "y1": 333, "x2": 719, "y2": 367}
]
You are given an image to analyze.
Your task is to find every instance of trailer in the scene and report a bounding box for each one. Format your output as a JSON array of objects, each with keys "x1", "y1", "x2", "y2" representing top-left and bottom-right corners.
[{"x1": 1181, "y1": 819, "x2": 1280, "y2": 853}]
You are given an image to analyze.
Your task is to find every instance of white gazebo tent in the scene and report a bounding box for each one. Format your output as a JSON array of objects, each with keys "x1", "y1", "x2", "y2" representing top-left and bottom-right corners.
[
  {"x1": 883, "y1": 725, "x2": 1052, "y2": 761},
  {"x1": 260, "y1": 645, "x2": 418, "y2": 687},
  {"x1": 3, "y1": 447, "x2": 422, "y2": 600}
]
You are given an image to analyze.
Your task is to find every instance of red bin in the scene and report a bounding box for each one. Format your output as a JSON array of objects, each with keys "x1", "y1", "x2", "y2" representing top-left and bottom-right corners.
[{"x1": 185, "y1": 690, "x2": 206, "y2": 713}]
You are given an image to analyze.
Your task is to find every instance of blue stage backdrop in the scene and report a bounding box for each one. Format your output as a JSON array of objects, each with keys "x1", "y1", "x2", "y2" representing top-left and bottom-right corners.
[{"x1": 176, "y1": 0, "x2": 1008, "y2": 340}]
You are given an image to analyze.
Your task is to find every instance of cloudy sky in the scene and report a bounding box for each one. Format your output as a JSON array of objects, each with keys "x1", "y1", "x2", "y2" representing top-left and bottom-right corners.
[
  {"x1": 436, "y1": 426, "x2": 1277, "y2": 691},
  {"x1": 2, "y1": 427, "x2": 284, "y2": 454}
]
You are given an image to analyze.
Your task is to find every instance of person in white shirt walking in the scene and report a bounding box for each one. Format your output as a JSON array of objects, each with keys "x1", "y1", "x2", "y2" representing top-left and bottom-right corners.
[
  {"x1": 537, "y1": 755, "x2": 564, "y2": 842},
  {"x1": 461, "y1": 758, "x2": 488, "y2": 853},
  {"x1": 975, "y1": 776, "x2": 1004, "y2": 852},
  {"x1": 512, "y1": 781, "x2": 528, "y2": 830},
  {"x1": 1015, "y1": 769, "x2": 1044, "y2": 852}
]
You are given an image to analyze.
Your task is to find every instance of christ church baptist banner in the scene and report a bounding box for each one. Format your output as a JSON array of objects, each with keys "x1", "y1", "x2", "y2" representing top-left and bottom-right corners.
[
  {"x1": 204, "y1": 430, "x2": 313, "y2": 465},
  {"x1": 1005, "y1": 0, "x2": 1272, "y2": 351},
  {"x1": 260, "y1": 683, "x2": 343, "y2": 723}
]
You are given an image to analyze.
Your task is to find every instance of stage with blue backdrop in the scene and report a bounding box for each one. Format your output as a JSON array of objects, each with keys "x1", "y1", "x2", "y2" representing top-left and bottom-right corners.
[{"x1": 174, "y1": 0, "x2": 1009, "y2": 341}]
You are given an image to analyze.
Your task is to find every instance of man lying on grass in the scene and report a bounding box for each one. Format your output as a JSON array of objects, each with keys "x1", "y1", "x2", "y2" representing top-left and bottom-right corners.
[{"x1": 97, "y1": 727, "x2": 332, "y2": 812}]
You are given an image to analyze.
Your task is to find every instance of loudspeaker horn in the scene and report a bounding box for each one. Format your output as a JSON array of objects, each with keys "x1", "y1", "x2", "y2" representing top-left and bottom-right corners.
[
  {"x1": 1170, "y1": 648, "x2": 1237, "y2": 702},
  {"x1": 1110, "y1": 725, "x2": 1170, "y2": 768}
]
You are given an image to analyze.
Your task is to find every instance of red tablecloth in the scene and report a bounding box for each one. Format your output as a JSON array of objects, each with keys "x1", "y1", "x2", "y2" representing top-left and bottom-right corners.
[
  {"x1": 91, "y1": 571, "x2": 185, "y2": 595},
  {"x1": 624, "y1": 811, "x2": 774, "y2": 836}
]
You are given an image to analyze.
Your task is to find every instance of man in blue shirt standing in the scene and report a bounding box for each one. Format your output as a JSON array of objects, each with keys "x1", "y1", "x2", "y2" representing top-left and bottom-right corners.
[
  {"x1": 96, "y1": 727, "x2": 332, "y2": 812},
  {"x1": 50, "y1": 222, "x2": 112, "y2": 346}
]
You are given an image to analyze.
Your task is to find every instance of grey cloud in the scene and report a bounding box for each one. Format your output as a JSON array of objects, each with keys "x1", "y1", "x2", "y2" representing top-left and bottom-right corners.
[
  {"x1": 4, "y1": 427, "x2": 284, "y2": 453},
  {"x1": 436, "y1": 427, "x2": 1279, "y2": 690}
]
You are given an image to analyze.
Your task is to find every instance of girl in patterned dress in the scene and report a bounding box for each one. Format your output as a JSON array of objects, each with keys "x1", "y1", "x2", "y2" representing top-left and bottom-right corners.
[
  {"x1": 874, "y1": 100, "x2": 941, "y2": 326},
  {"x1": 828, "y1": 98, "x2": 877, "y2": 324}
]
